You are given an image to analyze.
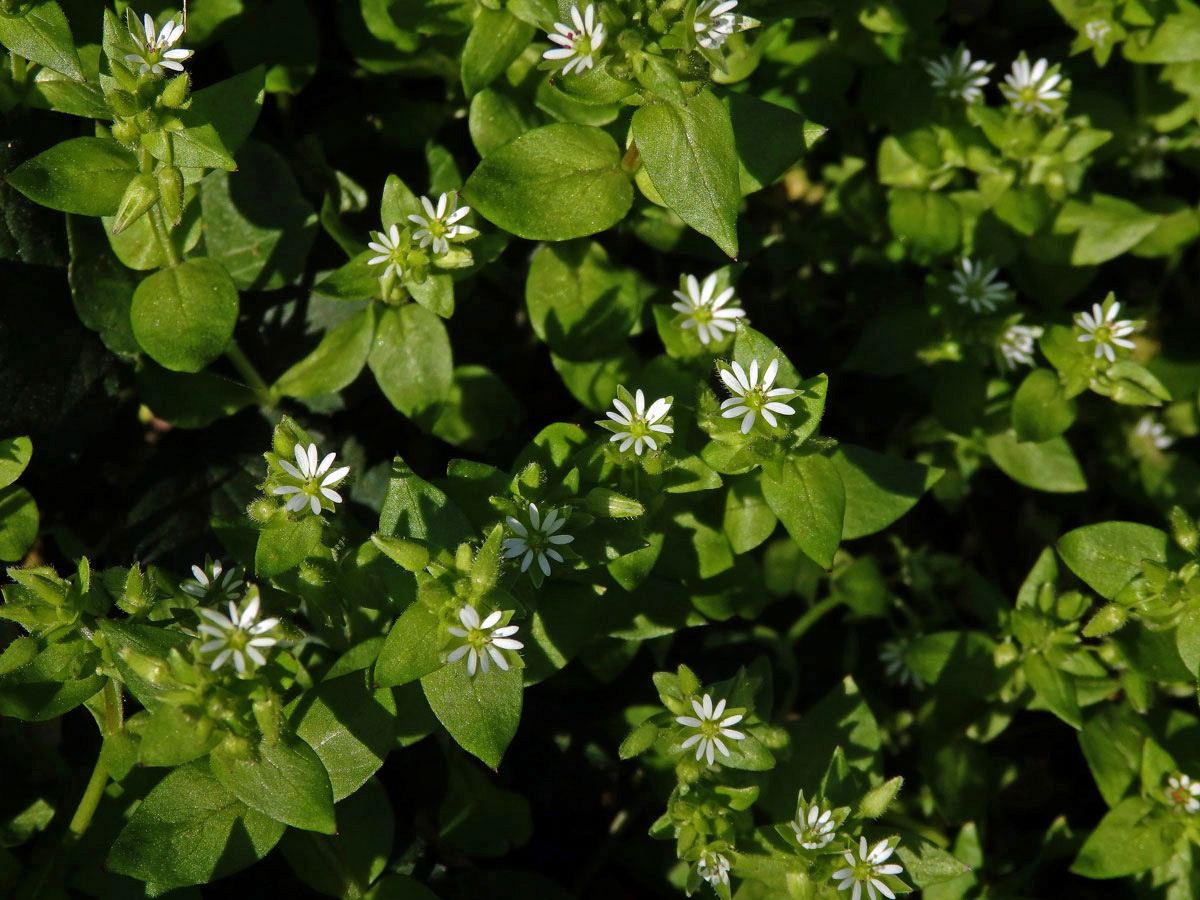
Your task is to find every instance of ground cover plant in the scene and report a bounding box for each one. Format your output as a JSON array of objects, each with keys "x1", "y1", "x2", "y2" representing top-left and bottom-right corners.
[{"x1": 3, "y1": 0, "x2": 1200, "y2": 897}]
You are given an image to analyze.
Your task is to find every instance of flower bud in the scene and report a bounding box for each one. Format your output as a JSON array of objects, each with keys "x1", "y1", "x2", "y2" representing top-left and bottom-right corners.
[
  {"x1": 1171, "y1": 506, "x2": 1199, "y2": 556},
  {"x1": 586, "y1": 487, "x2": 644, "y2": 519},
  {"x1": 112, "y1": 117, "x2": 139, "y2": 147},
  {"x1": 107, "y1": 89, "x2": 140, "y2": 117},
  {"x1": 161, "y1": 72, "x2": 190, "y2": 108},
  {"x1": 157, "y1": 165, "x2": 184, "y2": 225},
  {"x1": 135, "y1": 107, "x2": 159, "y2": 133},
  {"x1": 112, "y1": 173, "x2": 160, "y2": 235},
  {"x1": 1082, "y1": 603, "x2": 1128, "y2": 638},
  {"x1": 248, "y1": 497, "x2": 274, "y2": 523}
]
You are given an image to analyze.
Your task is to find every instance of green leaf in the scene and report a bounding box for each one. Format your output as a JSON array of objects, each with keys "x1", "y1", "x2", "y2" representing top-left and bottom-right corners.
[
  {"x1": 280, "y1": 778, "x2": 393, "y2": 899},
  {"x1": 761, "y1": 453, "x2": 845, "y2": 569},
  {"x1": 525, "y1": 240, "x2": 648, "y2": 358},
  {"x1": 0, "y1": 1, "x2": 84, "y2": 82},
  {"x1": 6, "y1": 137, "x2": 136, "y2": 216},
  {"x1": 129, "y1": 258, "x2": 240, "y2": 374},
  {"x1": 274, "y1": 305, "x2": 375, "y2": 399},
  {"x1": 1011, "y1": 368, "x2": 1077, "y2": 442},
  {"x1": 0, "y1": 485, "x2": 39, "y2": 562},
  {"x1": 438, "y1": 745, "x2": 533, "y2": 857},
  {"x1": 631, "y1": 92, "x2": 740, "y2": 257},
  {"x1": 895, "y1": 837, "x2": 972, "y2": 888},
  {"x1": 142, "y1": 124, "x2": 237, "y2": 172},
  {"x1": 138, "y1": 704, "x2": 222, "y2": 768},
  {"x1": 314, "y1": 252, "x2": 380, "y2": 300},
  {"x1": 198, "y1": 140, "x2": 318, "y2": 291},
  {"x1": 1023, "y1": 654, "x2": 1082, "y2": 729},
  {"x1": 378, "y1": 456, "x2": 474, "y2": 546},
  {"x1": 722, "y1": 475, "x2": 777, "y2": 554},
  {"x1": 463, "y1": 123, "x2": 632, "y2": 240},
  {"x1": 0, "y1": 436, "x2": 32, "y2": 489},
  {"x1": 365, "y1": 875, "x2": 443, "y2": 900},
  {"x1": 210, "y1": 734, "x2": 337, "y2": 834},
  {"x1": 721, "y1": 91, "x2": 825, "y2": 195},
  {"x1": 1177, "y1": 608, "x2": 1200, "y2": 678},
  {"x1": 461, "y1": 7, "x2": 533, "y2": 96},
  {"x1": 1071, "y1": 797, "x2": 1175, "y2": 878},
  {"x1": 369, "y1": 304, "x2": 454, "y2": 421},
  {"x1": 985, "y1": 431, "x2": 1087, "y2": 493},
  {"x1": 376, "y1": 600, "x2": 443, "y2": 688},
  {"x1": 832, "y1": 444, "x2": 942, "y2": 541},
  {"x1": 185, "y1": 66, "x2": 267, "y2": 159},
  {"x1": 107, "y1": 760, "x2": 286, "y2": 888},
  {"x1": 255, "y1": 510, "x2": 323, "y2": 578},
  {"x1": 409, "y1": 273, "x2": 455, "y2": 318},
  {"x1": 469, "y1": 87, "x2": 540, "y2": 158},
  {"x1": 432, "y1": 365, "x2": 522, "y2": 451},
  {"x1": 137, "y1": 365, "x2": 256, "y2": 429},
  {"x1": 1056, "y1": 522, "x2": 1169, "y2": 600},
  {"x1": 887, "y1": 188, "x2": 960, "y2": 257},
  {"x1": 1079, "y1": 703, "x2": 1146, "y2": 807},
  {"x1": 291, "y1": 674, "x2": 398, "y2": 801},
  {"x1": 421, "y1": 664, "x2": 522, "y2": 769},
  {"x1": 1054, "y1": 194, "x2": 1163, "y2": 266},
  {"x1": 66, "y1": 215, "x2": 139, "y2": 356},
  {"x1": 0, "y1": 636, "x2": 104, "y2": 721}
]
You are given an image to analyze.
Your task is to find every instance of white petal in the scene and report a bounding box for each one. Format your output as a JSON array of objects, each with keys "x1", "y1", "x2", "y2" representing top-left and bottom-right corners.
[{"x1": 480, "y1": 610, "x2": 503, "y2": 629}]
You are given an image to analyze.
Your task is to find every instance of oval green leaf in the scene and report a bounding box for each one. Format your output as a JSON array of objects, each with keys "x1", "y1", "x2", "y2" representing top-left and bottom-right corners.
[{"x1": 130, "y1": 258, "x2": 240, "y2": 373}]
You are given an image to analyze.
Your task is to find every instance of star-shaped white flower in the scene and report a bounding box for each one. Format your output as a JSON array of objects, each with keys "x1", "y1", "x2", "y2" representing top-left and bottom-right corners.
[
  {"x1": 719, "y1": 358, "x2": 796, "y2": 434},
  {"x1": 197, "y1": 595, "x2": 280, "y2": 674},
  {"x1": 792, "y1": 803, "x2": 837, "y2": 849},
  {"x1": 831, "y1": 837, "x2": 905, "y2": 900},
  {"x1": 181, "y1": 560, "x2": 244, "y2": 602},
  {"x1": 1168, "y1": 774, "x2": 1200, "y2": 813},
  {"x1": 1134, "y1": 415, "x2": 1173, "y2": 452},
  {"x1": 694, "y1": 0, "x2": 738, "y2": 49},
  {"x1": 879, "y1": 638, "x2": 925, "y2": 689},
  {"x1": 998, "y1": 323, "x2": 1043, "y2": 371},
  {"x1": 271, "y1": 442, "x2": 350, "y2": 515},
  {"x1": 1085, "y1": 20, "x2": 1113, "y2": 46},
  {"x1": 1075, "y1": 300, "x2": 1139, "y2": 362},
  {"x1": 672, "y1": 272, "x2": 745, "y2": 346},
  {"x1": 445, "y1": 605, "x2": 524, "y2": 676},
  {"x1": 605, "y1": 389, "x2": 673, "y2": 456},
  {"x1": 697, "y1": 850, "x2": 731, "y2": 887},
  {"x1": 925, "y1": 47, "x2": 992, "y2": 103},
  {"x1": 675, "y1": 693, "x2": 746, "y2": 765},
  {"x1": 948, "y1": 258, "x2": 1012, "y2": 312},
  {"x1": 124, "y1": 12, "x2": 192, "y2": 76},
  {"x1": 367, "y1": 224, "x2": 405, "y2": 281},
  {"x1": 1000, "y1": 55, "x2": 1066, "y2": 114},
  {"x1": 543, "y1": 4, "x2": 606, "y2": 76},
  {"x1": 407, "y1": 193, "x2": 477, "y2": 256},
  {"x1": 502, "y1": 502, "x2": 575, "y2": 577}
]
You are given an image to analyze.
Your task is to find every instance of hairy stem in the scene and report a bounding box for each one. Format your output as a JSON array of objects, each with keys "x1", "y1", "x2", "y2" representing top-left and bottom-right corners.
[
  {"x1": 149, "y1": 204, "x2": 180, "y2": 267},
  {"x1": 225, "y1": 339, "x2": 276, "y2": 407},
  {"x1": 68, "y1": 679, "x2": 123, "y2": 839}
]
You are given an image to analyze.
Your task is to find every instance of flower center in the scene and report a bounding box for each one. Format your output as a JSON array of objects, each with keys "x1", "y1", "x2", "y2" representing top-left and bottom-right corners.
[
  {"x1": 1172, "y1": 788, "x2": 1189, "y2": 805},
  {"x1": 1095, "y1": 325, "x2": 1112, "y2": 342}
]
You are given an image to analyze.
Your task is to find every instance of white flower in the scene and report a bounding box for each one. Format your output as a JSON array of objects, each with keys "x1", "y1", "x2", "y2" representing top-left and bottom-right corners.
[
  {"x1": 948, "y1": 258, "x2": 1012, "y2": 313},
  {"x1": 1000, "y1": 55, "x2": 1066, "y2": 115},
  {"x1": 271, "y1": 442, "x2": 350, "y2": 516},
  {"x1": 197, "y1": 595, "x2": 280, "y2": 675},
  {"x1": 792, "y1": 803, "x2": 837, "y2": 850},
  {"x1": 605, "y1": 389, "x2": 673, "y2": 456},
  {"x1": 925, "y1": 47, "x2": 992, "y2": 103},
  {"x1": 675, "y1": 693, "x2": 746, "y2": 765},
  {"x1": 543, "y1": 4, "x2": 606, "y2": 76},
  {"x1": 998, "y1": 323, "x2": 1043, "y2": 371},
  {"x1": 407, "y1": 193, "x2": 477, "y2": 256},
  {"x1": 367, "y1": 224, "x2": 405, "y2": 281},
  {"x1": 832, "y1": 837, "x2": 905, "y2": 900},
  {"x1": 1085, "y1": 20, "x2": 1113, "y2": 46},
  {"x1": 124, "y1": 12, "x2": 192, "y2": 76},
  {"x1": 181, "y1": 560, "x2": 243, "y2": 602},
  {"x1": 1075, "y1": 300, "x2": 1139, "y2": 362},
  {"x1": 1133, "y1": 415, "x2": 1173, "y2": 452},
  {"x1": 502, "y1": 502, "x2": 575, "y2": 577},
  {"x1": 879, "y1": 639, "x2": 925, "y2": 689},
  {"x1": 697, "y1": 850, "x2": 731, "y2": 887},
  {"x1": 1167, "y1": 774, "x2": 1200, "y2": 813},
  {"x1": 672, "y1": 272, "x2": 745, "y2": 346},
  {"x1": 719, "y1": 358, "x2": 796, "y2": 434},
  {"x1": 694, "y1": 0, "x2": 738, "y2": 50},
  {"x1": 445, "y1": 605, "x2": 524, "y2": 677}
]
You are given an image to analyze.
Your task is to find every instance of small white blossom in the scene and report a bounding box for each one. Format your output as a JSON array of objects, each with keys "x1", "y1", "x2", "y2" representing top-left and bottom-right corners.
[
  {"x1": 719, "y1": 358, "x2": 796, "y2": 434},
  {"x1": 543, "y1": 4, "x2": 606, "y2": 76},
  {"x1": 676, "y1": 693, "x2": 746, "y2": 765},
  {"x1": 446, "y1": 605, "x2": 524, "y2": 676},
  {"x1": 672, "y1": 272, "x2": 745, "y2": 346},
  {"x1": 792, "y1": 803, "x2": 837, "y2": 850},
  {"x1": 1000, "y1": 55, "x2": 1066, "y2": 115},
  {"x1": 502, "y1": 502, "x2": 575, "y2": 577},
  {"x1": 181, "y1": 560, "x2": 243, "y2": 602},
  {"x1": 948, "y1": 258, "x2": 1012, "y2": 313},
  {"x1": 272, "y1": 442, "x2": 350, "y2": 516},
  {"x1": 925, "y1": 47, "x2": 992, "y2": 103},
  {"x1": 1085, "y1": 20, "x2": 1113, "y2": 46},
  {"x1": 367, "y1": 224, "x2": 405, "y2": 281},
  {"x1": 1075, "y1": 300, "x2": 1139, "y2": 362},
  {"x1": 694, "y1": 0, "x2": 738, "y2": 49},
  {"x1": 124, "y1": 12, "x2": 192, "y2": 76},
  {"x1": 407, "y1": 193, "x2": 477, "y2": 256},
  {"x1": 697, "y1": 850, "x2": 731, "y2": 887},
  {"x1": 998, "y1": 324, "x2": 1043, "y2": 371},
  {"x1": 1133, "y1": 415, "x2": 1173, "y2": 452},
  {"x1": 605, "y1": 389, "x2": 673, "y2": 456},
  {"x1": 832, "y1": 837, "x2": 905, "y2": 900},
  {"x1": 879, "y1": 639, "x2": 925, "y2": 689},
  {"x1": 197, "y1": 595, "x2": 279, "y2": 675},
  {"x1": 1167, "y1": 774, "x2": 1200, "y2": 813}
]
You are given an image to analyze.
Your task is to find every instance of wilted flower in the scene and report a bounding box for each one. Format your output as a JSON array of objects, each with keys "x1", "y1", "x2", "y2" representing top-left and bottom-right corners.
[
  {"x1": 925, "y1": 47, "x2": 992, "y2": 103},
  {"x1": 676, "y1": 693, "x2": 746, "y2": 765},
  {"x1": 831, "y1": 837, "x2": 905, "y2": 900},
  {"x1": 998, "y1": 323, "x2": 1043, "y2": 371},
  {"x1": 197, "y1": 595, "x2": 279, "y2": 675},
  {"x1": 446, "y1": 605, "x2": 524, "y2": 676},
  {"x1": 697, "y1": 850, "x2": 731, "y2": 887},
  {"x1": 502, "y1": 502, "x2": 574, "y2": 577},
  {"x1": 543, "y1": 4, "x2": 606, "y2": 75},
  {"x1": 272, "y1": 442, "x2": 350, "y2": 515},
  {"x1": 1000, "y1": 55, "x2": 1066, "y2": 114}
]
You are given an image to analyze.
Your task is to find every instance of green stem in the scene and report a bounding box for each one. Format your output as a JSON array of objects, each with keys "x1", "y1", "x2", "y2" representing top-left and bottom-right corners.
[
  {"x1": 149, "y1": 204, "x2": 180, "y2": 266},
  {"x1": 225, "y1": 340, "x2": 275, "y2": 407},
  {"x1": 785, "y1": 595, "x2": 842, "y2": 644},
  {"x1": 68, "y1": 679, "x2": 123, "y2": 839}
]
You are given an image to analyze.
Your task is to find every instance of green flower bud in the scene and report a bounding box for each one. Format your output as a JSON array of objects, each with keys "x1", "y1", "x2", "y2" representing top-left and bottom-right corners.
[
  {"x1": 157, "y1": 165, "x2": 184, "y2": 225},
  {"x1": 161, "y1": 72, "x2": 190, "y2": 108},
  {"x1": 112, "y1": 173, "x2": 160, "y2": 235},
  {"x1": 108, "y1": 89, "x2": 140, "y2": 117},
  {"x1": 1171, "y1": 506, "x2": 1199, "y2": 556},
  {"x1": 112, "y1": 117, "x2": 139, "y2": 147},
  {"x1": 135, "y1": 107, "x2": 159, "y2": 133},
  {"x1": 110, "y1": 61, "x2": 139, "y2": 93},
  {"x1": 1082, "y1": 603, "x2": 1128, "y2": 637}
]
